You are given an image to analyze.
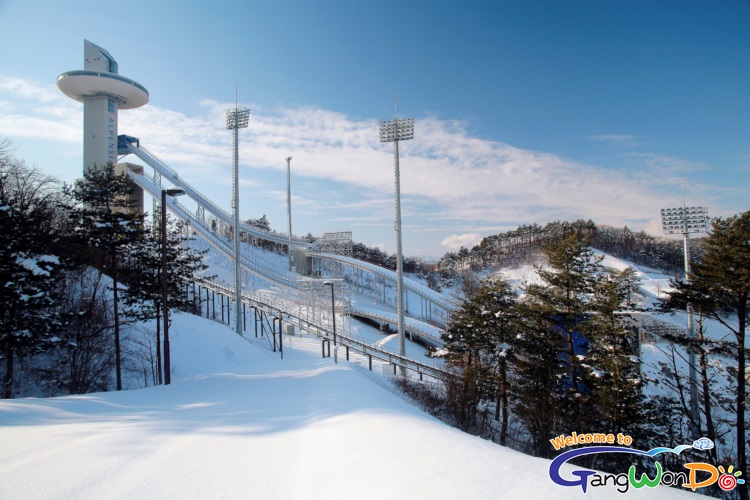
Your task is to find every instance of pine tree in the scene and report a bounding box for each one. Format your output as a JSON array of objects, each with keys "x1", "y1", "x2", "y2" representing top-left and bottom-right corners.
[
  {"x1": 441, "y1": 278, "x2": 518, "y2": 441},
  {"x1": 584, "y1": 270, "x2": 661, "y2": 469},
  {"x1": 664, "y1": 211, "x2": 750, "y2": 500},
  {"x1": 513, "y1": 296, "x2": 568, "y2": 457},
  {"x1": 123, "y1": 218, "x2": 209, "y2": 385},
  {"x1": 514, "y1": 234, "x2": 602, "y2": 455},
  {"x1": 0, "y1": 147, "x2": 67, "y2": 398},
  {"x1": 68, "y1": 163, "x2": 147, "y2": 391}
]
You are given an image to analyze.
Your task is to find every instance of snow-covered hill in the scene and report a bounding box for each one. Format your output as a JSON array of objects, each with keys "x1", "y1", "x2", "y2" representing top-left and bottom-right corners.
[{"x1": 0, "y1": 311, "x2": 698, "y2": 499}]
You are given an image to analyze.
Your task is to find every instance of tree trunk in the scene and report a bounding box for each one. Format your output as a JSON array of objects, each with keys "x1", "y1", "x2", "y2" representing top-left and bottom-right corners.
[
  {"x1": 3, "y1": 346, "x2": 13, "y2": 399},
  {"x1": 698, "y1": 328, "x2": 718, "y2": 465},
  {"x1": 500, "y1": 359, "x2": 508, "y2": 447},
  {"x1": 736, "y1": 301, "x2": 748, "y2": 500},
  {"x1": 111, "y1": 248, "x2": 122, "y2": 391}
]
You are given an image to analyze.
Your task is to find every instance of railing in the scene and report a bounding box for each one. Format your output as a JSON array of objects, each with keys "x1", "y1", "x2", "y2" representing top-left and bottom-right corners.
[
  {"x1": 196, "y1": 278, "x2": 452, "y2": 382},
  {"x1": 349, "y1": 306, "x2": 444, "y2": 347},
  {"x1": 308, "y1": 251, "x2": 450, "y2": 318}
]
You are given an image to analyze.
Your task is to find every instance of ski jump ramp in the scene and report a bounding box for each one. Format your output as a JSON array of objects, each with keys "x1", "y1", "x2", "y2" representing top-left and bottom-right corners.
[{"x1": 118, "y1": 135, "x2": 450, "y2": 342}]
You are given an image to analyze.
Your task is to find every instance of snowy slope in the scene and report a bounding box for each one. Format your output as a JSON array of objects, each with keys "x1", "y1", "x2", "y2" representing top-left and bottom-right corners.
[{"x1": 0, "y1": 312, "x2": 697, "y2": 499}]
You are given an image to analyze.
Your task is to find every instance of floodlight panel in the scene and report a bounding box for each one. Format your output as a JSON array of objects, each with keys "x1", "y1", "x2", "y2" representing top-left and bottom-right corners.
[
  {"x1": 396, "y1": 117, "x2": 414, "y2": 140},
  {"x1": 379, "y1": 117, "x2": 414, "y2": 142},
  {"x1": 226, "y1": 108, "x2": 251, "y2": 129},
  {"x1": 660, "y1": 206, "x2": 709, "y2": 235},
  {"x1": 379, "y1": 120, "x2": 397, "y2": 142}
]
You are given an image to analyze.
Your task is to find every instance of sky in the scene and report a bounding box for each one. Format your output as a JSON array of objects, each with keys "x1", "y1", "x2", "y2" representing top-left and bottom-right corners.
[
  {"x1": 0, "y1": 0, "x2": 748, "y2": 258},
  {"x1": 0, "y1": 310, "x2": 698, "y2": 499}
]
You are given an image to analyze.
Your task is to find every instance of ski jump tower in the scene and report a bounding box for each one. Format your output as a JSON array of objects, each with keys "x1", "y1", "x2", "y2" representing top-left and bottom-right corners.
[{"x1": 57, "y1": 40, "x2": 149, "y2": 174}]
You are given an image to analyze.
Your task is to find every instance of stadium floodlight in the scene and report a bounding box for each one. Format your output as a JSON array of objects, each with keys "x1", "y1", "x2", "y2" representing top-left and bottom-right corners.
[
  {"x1": 379, "y1": 112, "x2": 414, "y2": 373},
  {"x1": 226, "y1": 103, "x2": 251, "y2": 337},
  {"x1": 660, "y1": 206, "x2": 709, "y2": 235},
  {"x1": 379, "y1": 117, "x2": 414, "y2": 142},
  {"x1": 660, "y1": 204, "x2": 709, "y2": 438}
]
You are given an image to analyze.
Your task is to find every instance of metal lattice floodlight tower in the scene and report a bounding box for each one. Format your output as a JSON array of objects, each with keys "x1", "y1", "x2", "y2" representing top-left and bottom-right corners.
[
  {"x1": 227, "y1": 104, "x2": 251, "y2": 336},
  {"x1": 379, "y1": 113, "x2": 414, "y2": 372},
  {"x1": 660, "y1": 205, "x2": 709, "y2": 437}
]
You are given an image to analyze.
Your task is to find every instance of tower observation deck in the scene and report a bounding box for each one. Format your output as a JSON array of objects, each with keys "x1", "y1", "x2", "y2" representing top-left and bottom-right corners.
[{"x1": 57, "y1": 40, "x2": 149, "y2": 173}]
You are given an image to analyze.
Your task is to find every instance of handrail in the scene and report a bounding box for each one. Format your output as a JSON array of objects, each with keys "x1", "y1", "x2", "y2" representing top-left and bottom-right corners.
[
  {"x1": 308, "y1": 251, "x2": 450, "y2": 314},
  {"x1": 349, "y1": 306, "x2": 444, "y2": 347},
  {"x1": 196, "y1": 278, "x2": 451, "y2": 381}
]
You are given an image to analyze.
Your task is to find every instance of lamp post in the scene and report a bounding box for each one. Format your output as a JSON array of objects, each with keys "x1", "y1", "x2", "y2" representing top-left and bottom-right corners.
[
  {"x1": 379, "y1": 109, "x2": 414, "y2": 372},
  {"x1": 226, "y1": 103, "x2": 250, "y2": 336},
  {"x1": 660, "y1": 205, "x2": 709, "y2": 437},
  {"x1": 323, "y1": 281, "x2": 337, "y2": 346},
  {"x1": 161, "y1": 188, "x2": 185, "y2": 386},
  {"x1": 286, "y1": 156, "x2": 293, "y2": 272}
]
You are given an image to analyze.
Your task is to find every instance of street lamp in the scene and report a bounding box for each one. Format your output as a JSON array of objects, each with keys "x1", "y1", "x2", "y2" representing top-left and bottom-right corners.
[
  {"x1": 660, "y1": 205, "x2": 709, "y2": 436},
  {"x1": 323, "y1": 281, "x2": 337, "y2": 346},
  {"x1": 379, "y1": 109, "x2": 414, "y2": 371},
  {"x1": 161, "y1": 188, "x2": 185, "y2": 385},
  {"x1": 226, "y1": 102, "x2": 250, "y2": 336}
]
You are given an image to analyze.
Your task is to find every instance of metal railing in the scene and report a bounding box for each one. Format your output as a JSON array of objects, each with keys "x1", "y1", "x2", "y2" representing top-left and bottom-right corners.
[{"x1": 196, "y1": 278, "x2": 451, "y2": 382}]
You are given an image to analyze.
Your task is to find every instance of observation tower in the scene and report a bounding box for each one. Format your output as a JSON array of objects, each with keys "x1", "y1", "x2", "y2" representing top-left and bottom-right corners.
[{"x1": 57, "y1": 40, "x2": 149, "y2": 174}]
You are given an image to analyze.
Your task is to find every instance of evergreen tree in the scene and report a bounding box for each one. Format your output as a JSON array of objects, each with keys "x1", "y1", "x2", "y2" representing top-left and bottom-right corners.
[
  {"x1": 513, "y1": 296, "x2": 568, "y2": 457},
  {"x1": 514, "y1": 234, "x2": 601, "y2": 455},
  {"x1": 123, "y1": 219, "x2": 209, "y2": 385},
  {"x1": 68, "y1": 163, "x2": 147, "y2": 391},
  {"x1": 584, "y1": 270, "x2": 660, "y2": 468},
  {"x1": 664, "y1": 211, "x2": 750, "y2": 500},
  {"x1": 441, "y1": 278, "x2": 518, "y2": 442},
  {"x1": 0, "y1": 146, "x2": 67, "y2": 398}
]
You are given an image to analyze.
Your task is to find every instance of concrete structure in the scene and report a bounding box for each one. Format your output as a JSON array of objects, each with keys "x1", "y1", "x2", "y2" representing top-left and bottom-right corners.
[
  {"x1": 57, "y1": 40, "x2": 149, "y2": 174},
  {"x1": 113, "y1": 162, "x2": 145, "y2": 213}
]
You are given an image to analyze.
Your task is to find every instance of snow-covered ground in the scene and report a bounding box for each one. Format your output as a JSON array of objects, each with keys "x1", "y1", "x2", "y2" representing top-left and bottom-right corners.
[
  {"x1": 0, "y1": 311, "x2": 697, "y2": 499},
  {"x1": 2, "y1": 239, "x2": 737, "y2": 499}
]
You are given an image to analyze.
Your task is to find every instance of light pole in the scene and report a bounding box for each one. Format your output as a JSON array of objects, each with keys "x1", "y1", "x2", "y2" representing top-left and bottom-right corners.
[
  {"x1": 286, "y1": 156, "x2": 293, "y2": 272},
  {"x1": 161, "y1": 188, "x2": 185, "y2": 386},
  {"x1": 660, "y1": 204, "x2": 709, "y2": 437},
  {"x1": 226, "y1": 102, "x2": 250, "y2": 336},
  {"x1": 323, "y1": 281, "x2": 337, "y2": 346},
  {"x1": 379, "y1": 109, "x2": 414, "y2": 372}
]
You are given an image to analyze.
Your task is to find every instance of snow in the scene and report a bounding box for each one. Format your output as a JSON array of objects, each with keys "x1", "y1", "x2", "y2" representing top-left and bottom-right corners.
[
  {"x1": 15, "y1": 254, "x2": 58, "y2": 276},
  {"x1": 0, "y1": 312, "x2": 696, "y2": 499}
]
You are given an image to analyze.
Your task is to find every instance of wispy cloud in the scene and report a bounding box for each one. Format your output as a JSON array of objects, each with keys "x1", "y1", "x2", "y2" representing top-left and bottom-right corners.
[
  {"x1": 586, "y1": 134, "x2": 640, "y2": 149},
  {"x1": 0, "y1": 75, "x2": 719, "y2": 252}
]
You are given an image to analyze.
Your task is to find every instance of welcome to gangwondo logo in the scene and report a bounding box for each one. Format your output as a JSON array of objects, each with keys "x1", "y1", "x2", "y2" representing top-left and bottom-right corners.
[{"x1": 548, "y1": 433, "x2": 745, "y2": 494}]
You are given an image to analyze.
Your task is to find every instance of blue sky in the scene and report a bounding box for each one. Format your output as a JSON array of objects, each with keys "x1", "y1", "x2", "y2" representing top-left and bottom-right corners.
[{"x1": 0, "y1": 0, "x2": 748, "y2": 258}]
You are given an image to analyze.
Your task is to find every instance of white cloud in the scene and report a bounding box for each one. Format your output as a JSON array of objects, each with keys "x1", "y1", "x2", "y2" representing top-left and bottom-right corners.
[
  {"x1": 441, "y1": 233, "x2": 483, "y2": 250},
  {"x1": 0, "y1": 75, "x2": 60, "y2": 102},
  {"x1": 0, "y1": 74, "x2": 715, "y2": 245}
]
